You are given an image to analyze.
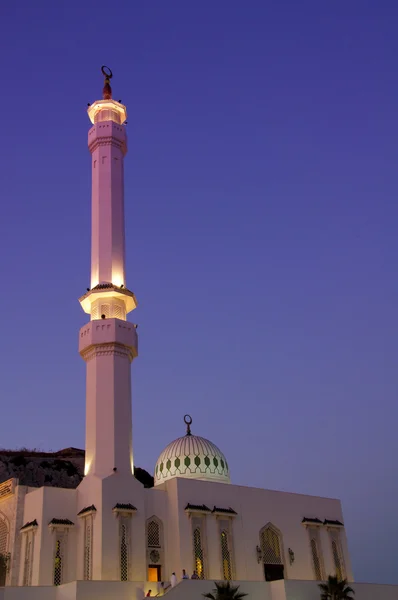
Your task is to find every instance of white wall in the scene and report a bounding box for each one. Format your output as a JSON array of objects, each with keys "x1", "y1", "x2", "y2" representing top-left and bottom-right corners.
[
  {"x1": 284, "y1": 579, "x2": 398, "y2": 600},
  {"x1": 351, "y1": 582, "x2": 398, "y2": 600},
  {"x1": 40, "y1": 487, "x2": 77, "y2": 585},
  {"x1": 166, "y1": 477, "x2": 352, "y2": 583},
  {"x1": 163, "y1": 580, "x2": 271, "y2": 600},
  {"x1": 2, "y1": 578, "x2": 398, "y2": 600},
  {"x1": 269, "y1": 580, "x2": 287, "y2": 600},
  {"x1": 58, "y1": 581, "x2": 143, "y2": 600},
  {"x1": 2, "y1": 587, "x2": 55, "y2": 600},
  {"x1": 21, "y1": 487, "x2": 45, "y2": 585}
]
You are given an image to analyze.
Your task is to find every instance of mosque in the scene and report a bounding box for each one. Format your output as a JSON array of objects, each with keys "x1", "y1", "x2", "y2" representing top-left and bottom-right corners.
[{"x1": 0, "y1": 68, "x2": 396, "y2": 600}]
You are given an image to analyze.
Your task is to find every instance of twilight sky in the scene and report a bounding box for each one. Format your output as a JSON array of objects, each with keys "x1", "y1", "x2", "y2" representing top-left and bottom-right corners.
[{"x1": 1, "y1": 0, "x2": 398, "y2": 585}]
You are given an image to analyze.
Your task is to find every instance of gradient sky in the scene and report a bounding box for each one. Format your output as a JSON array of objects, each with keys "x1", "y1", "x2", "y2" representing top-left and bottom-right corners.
[{"x1": 1, "y1": 0, "x2": 398, "y2": 585}]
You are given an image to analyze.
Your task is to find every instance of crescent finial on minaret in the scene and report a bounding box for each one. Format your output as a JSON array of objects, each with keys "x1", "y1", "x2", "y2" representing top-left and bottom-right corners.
[{"x1": 101, "y1": 65, "x2": 113, "y2": 100}]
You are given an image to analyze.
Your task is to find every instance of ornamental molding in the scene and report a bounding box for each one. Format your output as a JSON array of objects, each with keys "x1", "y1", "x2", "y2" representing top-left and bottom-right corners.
[
  {"x1": 20, "y1": 519, "x2": 38, "y2": 533},
  {"x1": 112, "y1": 503, "x2": 137, "y2": 516},
  {"x1": 80, "y1": 342, "x2": 135, "y2": 363},
  {"x1": 88, "y1": 136, "x2": 127, "y2": 155}
]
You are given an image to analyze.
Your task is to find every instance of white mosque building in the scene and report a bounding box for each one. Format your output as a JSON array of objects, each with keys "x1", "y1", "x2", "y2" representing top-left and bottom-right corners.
[{"x1": 0, "y1": 68, "x2": 396, "y2": 600}]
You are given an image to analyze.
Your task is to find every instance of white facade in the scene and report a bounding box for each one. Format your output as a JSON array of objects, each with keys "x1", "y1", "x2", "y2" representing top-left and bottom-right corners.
[
  {"x1": 0, "y1": 473, "x2": 353, "y2": 586},
  {"x1": 0, "y1": 68, "x2": 397, "y2": 600}
]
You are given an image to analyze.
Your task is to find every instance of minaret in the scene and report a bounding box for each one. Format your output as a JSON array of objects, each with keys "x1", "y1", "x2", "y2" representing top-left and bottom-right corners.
[{"x1": 78, "y1": 67, "x2": 138, "y2": 479}]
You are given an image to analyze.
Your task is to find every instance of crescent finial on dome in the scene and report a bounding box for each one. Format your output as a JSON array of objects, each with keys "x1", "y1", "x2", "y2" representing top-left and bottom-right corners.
[{"x1": 184, "y1": 414, "x2": 193, "y2": 436}]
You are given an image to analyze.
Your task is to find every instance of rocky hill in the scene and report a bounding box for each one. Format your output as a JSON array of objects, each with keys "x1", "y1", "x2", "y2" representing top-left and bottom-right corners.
[{"x1": 0, "y1": 447, "x2": 154, "y2": 489}]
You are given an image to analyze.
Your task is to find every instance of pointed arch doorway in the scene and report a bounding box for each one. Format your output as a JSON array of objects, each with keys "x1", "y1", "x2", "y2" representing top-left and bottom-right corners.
[{"x1": 259, "y1": 523, "x2": 285, "y2": 582}]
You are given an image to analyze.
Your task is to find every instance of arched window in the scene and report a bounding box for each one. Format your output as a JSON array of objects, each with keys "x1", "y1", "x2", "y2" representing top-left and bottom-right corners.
[
  {"x1": 146, "y1": 517, "x2": 164, "y2": 582},
  {"x1": 147, "y1": 519, "x2": 160, "y2": 548},
  {"x1": 23, "y1": 538, "x2": 32, "y2": 586},
  {"x1": 310, "y1": 538, "x2": 322, "y2": 580},
  {"x1": 328, "y1": 529, "x2": 345, "y2": 581},
  {"x1": 220, "y1": 530, "x2": 232, "y2": 580},
  {"x1": 53, "y1": 539, "x2": 63, "y2": 586},
  {"x1": 305, "y1": 526, "x2": 324, "y2": 581},
  {"x1": 83, "y1": 520, "x2": 92, "y2": 581},
  {"x1": 193, "y1": 527, "x2": 205, "y2": 579},
  {"x1": 120, "y1": 520, "x2": 130, "y2": 582},
  {"x1": 332, "y1": 539, "x2": 344, "y2": 580},
  {"x1": 260, "y1": 525, "x2": 282, "y2": 565},
  {"x1": 260, "y1": 524, "x2": 284, "y2": 582}
]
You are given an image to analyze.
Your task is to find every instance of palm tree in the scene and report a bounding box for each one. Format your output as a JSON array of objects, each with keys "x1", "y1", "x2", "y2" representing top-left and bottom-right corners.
[
  {"x1": 203, "y1": 581, "x2": 248, "y2": 600},
  {"x1": 319, "y1": 575, "x2": 355, "y2": 600}
]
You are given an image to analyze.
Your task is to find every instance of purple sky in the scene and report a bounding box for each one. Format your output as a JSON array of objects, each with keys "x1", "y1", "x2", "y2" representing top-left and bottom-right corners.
[{"x1": 1, "y1": 0, "x2": 398, "y2": 584}]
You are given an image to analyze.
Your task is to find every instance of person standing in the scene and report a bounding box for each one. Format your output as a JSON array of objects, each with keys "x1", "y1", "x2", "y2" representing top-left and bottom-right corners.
[{"x1": 170, "y1": 573, "x2": 177, "y2": 587}]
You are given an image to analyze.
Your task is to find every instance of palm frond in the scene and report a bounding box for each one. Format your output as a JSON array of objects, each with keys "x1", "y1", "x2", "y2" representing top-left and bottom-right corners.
[{"x1": 203, "y1": 581, "x2": 247, "y2": 600}]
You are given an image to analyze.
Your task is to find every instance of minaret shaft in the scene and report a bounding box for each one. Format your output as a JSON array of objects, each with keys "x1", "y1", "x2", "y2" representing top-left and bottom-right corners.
[
  {"x1": 90, "y1": 129, "x2": 126, "y2": 289},
  {"x1": 79, "y1": 70, "x2": 138, "y2": 479},
  {"x1": 79, "y1": 320, "x2": 136, "y2": 478}
]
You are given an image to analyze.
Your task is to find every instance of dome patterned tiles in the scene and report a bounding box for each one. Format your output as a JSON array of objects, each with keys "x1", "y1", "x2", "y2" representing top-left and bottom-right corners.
[{"x1": 154, "y1": 416, "x2": 230, "y2": 486}]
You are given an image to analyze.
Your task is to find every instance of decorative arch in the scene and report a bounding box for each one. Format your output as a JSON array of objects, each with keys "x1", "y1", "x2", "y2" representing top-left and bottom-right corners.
[
  {"x1": 146, "y1": 516, "x2": 164, "y2": 582},
  {"x1": 259, "y1": 522, "x2": 285, "y2": 582}
]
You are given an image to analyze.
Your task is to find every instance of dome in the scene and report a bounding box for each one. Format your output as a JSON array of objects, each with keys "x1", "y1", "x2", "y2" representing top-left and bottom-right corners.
[{"x1": 154, "y1": 416, "x2": 230, "y2": 486}]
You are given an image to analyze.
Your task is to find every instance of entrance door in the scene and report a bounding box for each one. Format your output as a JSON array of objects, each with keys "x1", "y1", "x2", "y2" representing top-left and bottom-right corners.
[
  {"x1": 264, "y1": 563, "x2": 284, "y2": 582},
  {"x1": 148, "y1": 565, "x2": 162, "y2": 582}
]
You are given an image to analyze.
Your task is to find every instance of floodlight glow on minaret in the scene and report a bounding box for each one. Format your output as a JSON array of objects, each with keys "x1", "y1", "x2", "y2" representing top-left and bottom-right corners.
[{"x1": 78, "y1": 67, "x2": 138, "y2": 479}]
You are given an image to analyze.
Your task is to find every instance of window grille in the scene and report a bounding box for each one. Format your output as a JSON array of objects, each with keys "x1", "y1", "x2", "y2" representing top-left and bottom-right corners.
[
  {"x1": 100, "y1": 304, "x2": 110, "y2": 318},
  {"x1": 260, "y1": 526, "x2": 282, "y2": 565},
  {"x1": 193, "y1": 527, "x2": 205, "y2": 579},
  {"x1": 53, "y1": 539, "x2": 63, "y2": 586},
  {"x1": 84, "y1": 521, "x2": 92, "y2": 581},
  {"x1": 147, "y1": 520, "x2": 160, "y2": 548},
  {"x1": 331, "y1": 539, "x2": 344, "y2": 580},
  {"x1": 310, "y1": 538, "x2": 322, "y2": 580},
  {"x1": 0, "y1": 520, "x2": 7, "y2": 554},
  {"x1": 23, "y1": 537, "x2": 32, "y2": 586},
  {"x1": 120, "y1": 521, "x2": 129, "y2": 581},
  {"x1": 329, "y1": 529, "x2": 345, "y2": 580},
  {"x1": 221, "y1": 530, "x2": 232, "y2": 580},
  {"x1": 113, "y1": 304, "x2": 123, "y2": 319}
]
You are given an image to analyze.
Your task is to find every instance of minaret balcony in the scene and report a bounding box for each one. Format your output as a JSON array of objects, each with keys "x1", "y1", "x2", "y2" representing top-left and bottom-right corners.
[
  {"x1": 79, "y1": 284, "x2": 137, "y2": 318},
  {"x1": 79, "y1": 318, "x2": 138, "y2": 360},
  {"x1": 87, "y1": 98, "x2": 127, "y2": 125}
]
